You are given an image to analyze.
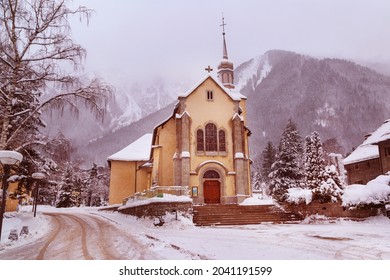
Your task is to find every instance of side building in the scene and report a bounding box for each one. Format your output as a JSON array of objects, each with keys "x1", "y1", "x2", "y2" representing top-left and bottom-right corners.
[{"x1": 343, "y1": 119, "x2": 390, "y2": 184}]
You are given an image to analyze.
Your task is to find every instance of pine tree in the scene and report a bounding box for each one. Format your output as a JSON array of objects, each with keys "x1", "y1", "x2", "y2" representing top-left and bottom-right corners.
[
  {"x1": 304, "y1": 131, "x2": 344, "y2": 203},
  {"x1": 252, "y1": 170, "x2": 262, "y2": 191},
  {"x1": 86, "y1": 163, "x2": 98, "y2": 206},
  {"x1": 313, "y1": 165, "x2": 344, "y2": 203},
  {"x1": 56, "y1": 166, "x2": 78, "y2": 208},
  {"x1": 304, "y1": 131, "x2": 326, "y2": 190},
  {"x1": 269, "y1": 119, "x2": 304, "y2": 201},
  {"x1": 261, "y1": 141, "x2": 276, "y2": 184}
]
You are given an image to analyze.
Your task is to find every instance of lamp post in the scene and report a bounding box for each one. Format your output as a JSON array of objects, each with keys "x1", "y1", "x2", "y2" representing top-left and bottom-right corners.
[
  {"x1": 0, "y1": 150, "x2": 23, "y2": 241},
  {"x1": 32, "y1": 172, "x2": 45, "y2": 217}
]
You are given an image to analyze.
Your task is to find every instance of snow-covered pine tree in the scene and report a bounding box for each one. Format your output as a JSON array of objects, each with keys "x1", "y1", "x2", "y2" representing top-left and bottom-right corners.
[
  {"x1": 261, "y1": 141, "x2": 276, "y2": 184},
  {"x1": 86, "y1": 163, "x2": 98, "y2": 206},
  {"x1": 304, "y1": 131, "x2": 326, "y2": 190},
  {"x1": 56, "y1": 165, "x2": 78, "y2": 208},
  {"x1": 313, "y1": 165, "x2": 344, "y2": 203},
  {"x1": 304, "y1": 131, "x2": 344, "y2": 203},
  {"x1": 269, "y1": 119, "x2": 304, "y2": 201},
  {"x1": 252, "y1": 170, "x2": 262, "y2": 191}
]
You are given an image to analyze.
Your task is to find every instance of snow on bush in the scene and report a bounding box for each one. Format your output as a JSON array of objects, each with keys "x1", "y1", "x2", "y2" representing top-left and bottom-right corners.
[
  {"x1": 286, "y1": 188, "x2": 313, "y2": 204},
  {"x1": 342, "y1": 174, "x2": 390, "y2": 207}
]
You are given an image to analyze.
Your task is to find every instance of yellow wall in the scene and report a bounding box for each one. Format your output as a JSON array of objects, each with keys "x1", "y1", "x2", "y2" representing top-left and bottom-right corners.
[
  {"x1": 152, "y1": 118, "x2": 176, "y2": 186},
  {"x1": 109, "y1": 161, "x2": 135, "y2": 204},
  {"x1": 186, "y1": 78, "x2": 236, "y2": 167}
]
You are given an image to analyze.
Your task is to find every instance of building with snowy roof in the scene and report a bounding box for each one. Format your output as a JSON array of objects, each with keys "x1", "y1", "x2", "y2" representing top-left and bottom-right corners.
[
  {"x1": 107, "y1": 21, "x2": 252, "y2": 205},
  {"x1": 344, "y1": 119, "x2": 390, "y2": 184}
]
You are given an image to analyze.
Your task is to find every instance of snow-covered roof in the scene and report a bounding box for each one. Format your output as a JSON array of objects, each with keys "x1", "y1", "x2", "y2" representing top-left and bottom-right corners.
[
  {"x1": 344, "y1": 119, "x2": 390, "y2": 165},
  {"x1": 343, "y1": 144, "x2": 378, "y2": 165},
  {"x1": 178, "y1": 74, "x2": 247, "y2": 101},
  {"x1": 371, "y1": 119, "x2": 390, "y2": 144},
  {"x1": 107, "y1": 134, "x2": 153, "y2": 162}
]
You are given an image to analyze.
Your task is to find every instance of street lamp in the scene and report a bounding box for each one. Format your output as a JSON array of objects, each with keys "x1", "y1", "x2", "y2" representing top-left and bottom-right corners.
[
  {"x1": 32, "y1": 172, "x2": 45, "y2": 217},
  {"x1": 0, "y1": 150, "x2": 23, "y2": 241}
]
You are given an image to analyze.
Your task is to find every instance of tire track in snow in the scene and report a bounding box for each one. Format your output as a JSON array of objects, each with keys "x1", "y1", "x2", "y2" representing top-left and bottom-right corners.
[
  {"x1": 57, "y1": 212, "x2": 159, "y2": 260},
  {"x1": 66, "y1": 213, "x2": 119, "y2": 260},
  {"x1": 63, "y1": 214, "x2": 94, "y2": 260},
  {"x1": 36, "y1": 213, "x2": 62, "y2": 260},
  {"x1": 89, "y1": 212, "x2": 164, "y2": 259}
]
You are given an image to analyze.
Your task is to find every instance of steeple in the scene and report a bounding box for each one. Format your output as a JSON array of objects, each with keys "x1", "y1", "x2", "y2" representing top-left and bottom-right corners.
[{"x1": 217, "y1": 16, "x2": 235, "y2": 89}]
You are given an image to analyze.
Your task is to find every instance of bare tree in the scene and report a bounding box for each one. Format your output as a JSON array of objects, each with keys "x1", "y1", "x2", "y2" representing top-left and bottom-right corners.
[{"x1": 0, "y1": 0, "x2": 112, "y2": 152}]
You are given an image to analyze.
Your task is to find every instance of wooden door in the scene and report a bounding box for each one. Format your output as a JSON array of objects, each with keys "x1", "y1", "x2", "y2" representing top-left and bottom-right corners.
[{"x1": 204, "y1": 180, "x2": 220, "y2": 204}]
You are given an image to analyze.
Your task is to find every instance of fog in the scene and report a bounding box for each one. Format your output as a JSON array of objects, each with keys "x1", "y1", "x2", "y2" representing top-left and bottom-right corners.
[{"x1": 69, "y1": 0, "x2": 390, "y2": 85}]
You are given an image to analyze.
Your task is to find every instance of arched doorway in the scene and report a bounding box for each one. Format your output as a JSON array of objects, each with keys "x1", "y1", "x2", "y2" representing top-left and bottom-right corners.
[{"x1": 203, "y1": 170, "x2": 221, "y2": 204}]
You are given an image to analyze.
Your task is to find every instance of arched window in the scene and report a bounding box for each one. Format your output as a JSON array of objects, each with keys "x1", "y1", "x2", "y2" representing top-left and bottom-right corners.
[
  {"x1": 204, "y1": 170, "x2": 220, "y2": 178},
  {"x1": 196, "y1": 129, "x2": 204, "y2": 151},
  {"x1": 205, "y1": 123, "x2": 217, "y2": 151},
  {"x1": 218, "y1": 130, "x2": 226, "y2": 152}
]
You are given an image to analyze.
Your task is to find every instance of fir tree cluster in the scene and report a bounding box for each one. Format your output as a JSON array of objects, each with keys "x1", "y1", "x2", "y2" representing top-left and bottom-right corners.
[
  {"x1": 260, "y1": 119, "x2": 344, "y2": 203},
  {"x1": 55, "y1": 163, "x2": 109, "y2": 208}
]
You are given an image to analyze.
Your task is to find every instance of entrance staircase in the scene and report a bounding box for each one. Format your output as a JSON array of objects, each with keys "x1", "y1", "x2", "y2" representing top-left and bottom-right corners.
[{"x1": 192, "y1": 204, "x2": 303, "y2": 226}]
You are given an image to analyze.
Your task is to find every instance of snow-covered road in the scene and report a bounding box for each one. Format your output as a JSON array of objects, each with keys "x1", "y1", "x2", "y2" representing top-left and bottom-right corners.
[
  {"x1": 1, "y1": 207, "x2": 390, "y2": 260},
  {"x1": 0, "y1": 212, "x2": 160, "y2": 260}
]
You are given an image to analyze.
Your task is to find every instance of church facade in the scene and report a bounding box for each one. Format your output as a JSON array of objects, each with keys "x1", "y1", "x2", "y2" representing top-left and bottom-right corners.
[{"x1": 108, "y1": 23, "x2": 252, "y2": 205}]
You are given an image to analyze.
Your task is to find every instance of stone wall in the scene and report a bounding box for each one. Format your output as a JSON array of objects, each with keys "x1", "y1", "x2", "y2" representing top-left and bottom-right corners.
[
  {"x1": 118, "y1": 201, "x2": 192, "y2": 218},
  {"x1": 284, "y1": 201, "x2": 384, "y2": 219}
]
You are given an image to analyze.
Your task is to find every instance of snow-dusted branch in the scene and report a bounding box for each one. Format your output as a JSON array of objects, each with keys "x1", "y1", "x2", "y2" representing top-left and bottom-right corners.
[
  {"x1": 15, "y1": 140, "x2": 49, "y2": 152},
  {"x1": 5, "y1": 80, "x2": 112, "y2": 147}
]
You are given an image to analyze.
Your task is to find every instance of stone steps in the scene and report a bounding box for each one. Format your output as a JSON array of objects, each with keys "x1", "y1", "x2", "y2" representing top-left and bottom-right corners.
[{"x1": 192, "y1": 204, "x2": 303, "y2": 226}]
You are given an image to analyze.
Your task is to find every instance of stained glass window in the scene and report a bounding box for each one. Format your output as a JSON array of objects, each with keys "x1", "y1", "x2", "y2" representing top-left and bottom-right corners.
[
  {"x1": 197, "y1": 129, "x2": 204, "y2": 151},
  {"x1": 205, "y1": 123, "x2": 217, "y2": 151}
]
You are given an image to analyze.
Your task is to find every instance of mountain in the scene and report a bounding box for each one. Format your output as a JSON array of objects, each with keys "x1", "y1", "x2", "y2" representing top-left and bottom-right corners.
[
  {"x1": 42, "y1": 79, "x2": 190, "y2": 165},
  {"x1": 236, "y1": 50, "x2": 390, "y2": 164},
  {"x1": 81, "y1": 101, "x2": 176, "y2": 165},
  {"x1": 78, "y1": 50, "x2": 390, "y2": 166}
]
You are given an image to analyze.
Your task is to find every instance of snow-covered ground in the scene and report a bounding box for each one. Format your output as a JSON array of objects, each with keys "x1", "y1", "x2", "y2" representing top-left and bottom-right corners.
[
  {"x1": 0, "y1": 206, "x2": 50, "y2": 246},
  {"x1": 1, "y1": 205, "x2": 390, "y2": 260}
]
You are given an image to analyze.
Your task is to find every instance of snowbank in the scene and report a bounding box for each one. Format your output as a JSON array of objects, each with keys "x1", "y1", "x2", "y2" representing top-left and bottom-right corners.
[
  {"x1": 0, "y1": 206, "x2": 50, "y2": 245},
  {"x1": 240, "y1": 194, "x2": 274, "y2": 205},
  {"x1": 342, "y1": 174, "x2": 390, "y2": 207},
  {"x1": 119, "y1": 194, "x2": 192, "y2": 210},
  {"x1": 286, "y1": 188, "x2": 313, "y2": 204}
]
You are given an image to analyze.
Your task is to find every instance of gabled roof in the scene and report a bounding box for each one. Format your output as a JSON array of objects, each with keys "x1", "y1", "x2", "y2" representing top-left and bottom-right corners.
[
  {"x1": 344, "y1": 119, "x2": 390, "y2": 165},
  {"x1": 178, "y1": 74, "x2": 246, "y2": 101},
  {"x1": 107, "y1": 134, "x2": 153, "y2": 162}
]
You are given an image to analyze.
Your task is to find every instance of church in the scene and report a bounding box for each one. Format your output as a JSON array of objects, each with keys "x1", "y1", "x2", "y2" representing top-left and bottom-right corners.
[{"x1": 108, "y1": 20, "x2": 252, "y2": 206}]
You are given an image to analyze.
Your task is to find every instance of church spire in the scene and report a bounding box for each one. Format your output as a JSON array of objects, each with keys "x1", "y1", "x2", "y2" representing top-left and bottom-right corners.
[
  {"x1": 221, "y1": 17, "x2": 228, "y2": 59},
  {"x1": 217, "y1": 15, "x2": 235, "y2": 89}
]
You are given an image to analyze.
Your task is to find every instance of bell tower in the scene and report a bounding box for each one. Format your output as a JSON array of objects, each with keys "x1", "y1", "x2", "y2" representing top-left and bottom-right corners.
[{"x1": 217, "y1": 16, "x2": 235, "y2": 89}]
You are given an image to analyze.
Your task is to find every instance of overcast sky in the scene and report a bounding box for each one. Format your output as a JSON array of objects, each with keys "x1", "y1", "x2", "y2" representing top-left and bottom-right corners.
[{"x1": 70, "y1": 0, "x2": 390, "y2": 86}]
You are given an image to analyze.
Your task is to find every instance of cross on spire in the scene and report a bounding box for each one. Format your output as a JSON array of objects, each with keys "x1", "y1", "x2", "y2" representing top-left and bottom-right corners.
[
  {"x1": 220, "y1": 15, "x2": 226, "y2": 35},
  {"x1": 205, "y1": 65, "x2": 213, "y2": 73}
]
